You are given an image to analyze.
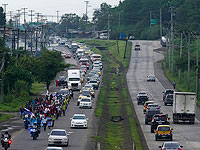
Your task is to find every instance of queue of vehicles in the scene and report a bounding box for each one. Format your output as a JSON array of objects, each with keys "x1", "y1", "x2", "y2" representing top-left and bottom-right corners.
[
  {"x1": 136, "y1": 79, "x2": 197, "y2": 149},
  {"x1": 47, "y1": 40, "x2": 103, "y2": 149}
]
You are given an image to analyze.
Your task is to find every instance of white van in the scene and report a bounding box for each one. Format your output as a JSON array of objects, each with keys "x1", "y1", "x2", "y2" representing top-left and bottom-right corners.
[{"x1": 67, "y1": 70, "x2": 81, "y2": 90}]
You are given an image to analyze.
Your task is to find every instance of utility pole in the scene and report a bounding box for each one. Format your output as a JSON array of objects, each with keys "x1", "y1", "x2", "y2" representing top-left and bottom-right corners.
[
  {"x1": 35, "y1": 12, "x2": 41, "y2": 23},
  {"x1": 56, "y1": 11, "x2": 59, "y2": 23},
  {"x1": 22, "y1": 8, "x2": 27, "y2": 24},
  {"x1": 30, "y1": 29, "x2": 33, "y2": 54},
  {"x1": 118, "y1": 12, "x2": 121, "y2": 27},
  {"x1": 196, "y1": 36, "x2": 199, "y2": 98},
  {"x1": 150, "y1": 11, "x2": 152, "y2": 28},
  {"x1": 170, "y1": 7, "x2": 174, "y2": 76},
  {"x1": 29, "y1": 10, "x2": 35, "y2": 23},
  {"x1": 16, "y1": 9, "x2": 21, "y2": 28},
  {"x1": 108, "y1": 14, "x2": 110, "y2": 40},
  {"x1": 16, "y1": 29, "x2": 20, "y2": 65},
  {"x1": 178, "y1": 33, "x2": 183, "y2": 83},
  {"x1": 24, "y1": 30, "x2": 27, "y2": 51},
  {"x1": 160, "y1": 8, "x2": 162, "y2": 38},
  {"x1": 36, "y1": 28, "x2": 38, "y2": 52},
  {"x1": 187, "y1": 33, "x2": 191, "y2": 90},
  {"x1": 84, "y1": 1, "x2": 89, "y2": 24}
]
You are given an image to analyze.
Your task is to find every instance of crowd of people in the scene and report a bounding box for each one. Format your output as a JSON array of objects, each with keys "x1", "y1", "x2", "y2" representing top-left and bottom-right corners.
[{"x1": 19, "y1": 90, "x2": 72, "y2": 132}]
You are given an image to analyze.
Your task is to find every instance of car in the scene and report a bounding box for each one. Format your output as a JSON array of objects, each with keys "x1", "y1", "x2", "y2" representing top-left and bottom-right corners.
[
  {"x1": 143, "y1": 101, "x2": 154, "y2": 113},
  {"x1": 145, "y1": 108, "x2": 161, "y2": 125},
  {"x1": 146, "y1": 103, "x2": 161, "y2": 110},
  {"x1": 151, "y1": 114, "x2": 170, "y2": 133},
  {"x1": 135, "y1": 44, "x2": 140, "y2": 51},
  {"x1": 159, "y1": 142, "x2": 183, "y2": 150},
  {"x1": 155, "y1": 125, "x2": 173, "y2": 141},
  {"x1": 48, "y1": 129, "x2": 69, "y2": 146},
  {"x1": 88, "y1": 80, "x2": 99, "y2": 90},
  {"x1": 137, "y1": 91, "x2": 148, "y2": 98},
  {"x1": 77, "y1": 95, "x2": 88, "y2": 106},
  {"x1": 137, "y1": 95, "x2": 149, "y2": 105},
  {"x1": 147, "y1": 75, "x2": 156, "y2": 82},
  {"x1": 129, "y1": 36, "x2": 135, "y2": 40},
  {"x1": 93, "y1": 68, "x2": 102, "y2": 76},
  {"x1": 87, "y1": 72, "x2": 99, "y2": 81},
  {"x1": 94, "y1": 61, "x2": 103, "y2": 68},
  {"x1": 65, "y1": 54, "x2": 71, "y2": 58},
  {"x1": 163, "y1": 89, "x2": 174, "y2": 101},
  {"x1": 61, "y1": 53, "x2": 66, "y2": 57},
  {"x1": 81, "y1": 89, "x2": 92, "y2": 98},
  {"x1": 70, "y1": 114, "x2": 88, "y2": 129},
  {"x1": 79, "y1": 98, "x2": 92, "y2": 109},
  {"x1": 45, "y1": 147, "x2": 63, "y2": 150},
  {"x1": 56, "y1": 76, "x2": 67, "y2": 86},
  {"x1": 84, "y1": 84, "x2": 95, "y2": 97},
  {"x1": 164, "y1": 94, "x2": 173, "y2": 105}
]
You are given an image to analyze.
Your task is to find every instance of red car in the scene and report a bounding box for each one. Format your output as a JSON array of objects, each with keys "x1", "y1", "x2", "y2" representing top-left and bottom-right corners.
[{"x1": 65, "y1": 54, "x2": 71, "y2": 58}]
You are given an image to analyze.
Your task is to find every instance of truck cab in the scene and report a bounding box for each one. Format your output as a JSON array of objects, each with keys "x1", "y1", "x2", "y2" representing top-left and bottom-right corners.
[{"x1": 67, "y1": 70, "x2": 81, "y2": 91}]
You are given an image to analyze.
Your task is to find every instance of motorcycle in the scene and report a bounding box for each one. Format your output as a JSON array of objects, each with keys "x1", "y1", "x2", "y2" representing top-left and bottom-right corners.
[
  {"x1": 1, "y1": 137, "x2": 12, "y2": 150},
  {"x1": 30, "y1": 127, "x2": 40, "y2": 140}
]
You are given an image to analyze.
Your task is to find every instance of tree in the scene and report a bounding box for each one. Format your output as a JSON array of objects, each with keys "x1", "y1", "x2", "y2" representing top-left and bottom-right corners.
[{"x1": 0, "y1": 7, "x2": 5, "y2": 27}]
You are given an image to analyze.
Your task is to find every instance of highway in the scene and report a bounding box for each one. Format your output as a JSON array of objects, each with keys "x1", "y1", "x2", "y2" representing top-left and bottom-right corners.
[
  {"x1": 127, "y1": 40, "x2": 200, "y2": 150},
  {"x1": 10, "y1": 46, "x2": 98, "y2": 150}
]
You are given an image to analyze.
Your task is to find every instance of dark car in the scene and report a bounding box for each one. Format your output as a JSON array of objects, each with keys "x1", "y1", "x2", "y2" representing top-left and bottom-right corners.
[
  {"x1": 145, "y1": 108, "x2": 161, "y2": 125},
  {"x1": 163, "y1": 89, "x2": 174, "y2": 101},
  {"x1": 135, "y1": 44, "x2": 140, "y2": 51},
  {"x1": 57, "y1": 76, "x2": 67, "y2": 86},
  {"x1": 164, "y1": 94, "x2": 173, "y2": 106},
  {"x1": 137, "y1": 95, "x2": 149, "y2": 105},
  {"x1": 151, "y1": 114, "x2": 170, "y2": 133},
  {"x1": 159, "y1": 142, "x2": 183, "y2": 150}
]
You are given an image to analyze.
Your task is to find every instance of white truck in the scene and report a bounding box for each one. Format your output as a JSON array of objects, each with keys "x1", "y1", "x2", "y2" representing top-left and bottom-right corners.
[
  {"x1": 173, "y1": 92, "x2": 196, "y2": 124},
  {"x1": 67, "y1": 70, "x2": 81, "y2": 90}
]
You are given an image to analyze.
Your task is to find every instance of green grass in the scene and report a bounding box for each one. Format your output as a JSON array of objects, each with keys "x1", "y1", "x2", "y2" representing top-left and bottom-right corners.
[
  {"x1": 30, "y1": 82, "x2": 45, "y2": 95},
  {"x1": 80, "y1": 39, "x2": 143, "y2": 150},
  {"x1": 0, "y1": 113, "x2": 14, "y2": 122}
]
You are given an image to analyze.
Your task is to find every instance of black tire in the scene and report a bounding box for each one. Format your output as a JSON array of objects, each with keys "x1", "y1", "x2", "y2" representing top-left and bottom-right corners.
[
  {"x1": 151, "y1": 127, "x2": 154, "y2": 133},
  {"x1": 164, "y1": 102, "x2": 167, "y2": 106},
  {"x1": 145, "y1": 119, "x2": 148, "y2": 125},
  {"x1": 155, "y1": 137, "x2": 158, "y2": 141},
  {"x1": 170, "y1": 136, "x2": 173, "y2": 141},
  {"x1": 66, "y1": 140, "x2": 69, "y2": 147}
]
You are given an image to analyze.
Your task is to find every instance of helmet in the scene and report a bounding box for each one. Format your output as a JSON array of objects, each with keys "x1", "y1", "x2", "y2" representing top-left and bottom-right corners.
[
  {"x1": 33, "y1": 122, "x2": 37, "y2": 125},
  {"x1": 5, "y1": 131, "x2": 8, "y2": 134}
]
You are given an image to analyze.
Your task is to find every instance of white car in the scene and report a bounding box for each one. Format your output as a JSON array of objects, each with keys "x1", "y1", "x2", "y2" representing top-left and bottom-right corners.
[
  {"x1": 71, "y1": 114, "x2": 88, "y2": 129},
  {"x1": 137, "y1": 91, "x2": 148, "y2": 98},
  {"x1": 45, "y1": 147, "x2": 63, "y2": 150},
  {"x1": 48, "y1": 129, "x2": 69, "y2": 147},
  {"x1": 147, "y1": 75, "x2": 156, "y2": 82},
  {"x1": 79, "y1": 98, "x2": 93, "y2": 109}
]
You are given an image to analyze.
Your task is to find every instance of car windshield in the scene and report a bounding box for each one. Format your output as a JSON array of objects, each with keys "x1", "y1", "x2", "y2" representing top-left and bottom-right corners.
[
  {"x1": 73, "y1": 116, "x2": 86, "y2": 119},
  {"x1": 81, "y1": 99, "x2": 90, "y2": 102},
  {"x1": 148, "y1": 105, "x2": 159, "y2": 107},
  {"x1": 59, "y1": 76, "x2": 65, "y2": 80},
  {"x1": 158, "y1": 127, "x2": 170, "y2": 131},
  {"x1": 166, "y1": 90, "x2": 174, "y2": 94},
  {"x1": 154, "y1": 115, "x2": 167, "y2": 121},
  {"x1": 139, "y1": 96, "x2": 148, "y2": 100},
  {"x1": 90, "y1": 81, "x2": 97, "y2": 83},
  {"x1": 59, "y1": 90, "x2": 69, "y2": 95},
  {"x1": 51, "y1": 131, "x2": 66, "y2": 136},
  {"x1": 167, "y1": 95, "x2": 173, "y2": 99},
  {"x1": 47, "y1": 149, "x2": 62, "y2": 150},
  {"x1": 85, "y1": 85, "x2": 92, "y2": 88},
  {"x1": 164, "y1": 143, "x2": 179, "y2": 148},
  {"x1": 82, "y1": 91, "x2": 90, "y2": 95},
  {"x1": 135, "y1": 45, "x2": 140, "y2": 47},
  {"x1": 69, "y1": 78, "x2": 80, "y2": 81}
]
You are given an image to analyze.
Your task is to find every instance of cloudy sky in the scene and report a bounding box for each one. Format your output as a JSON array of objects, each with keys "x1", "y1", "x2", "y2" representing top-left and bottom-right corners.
[{"x1": 1, "y1": 0, "x2": 119, "y2": 22}]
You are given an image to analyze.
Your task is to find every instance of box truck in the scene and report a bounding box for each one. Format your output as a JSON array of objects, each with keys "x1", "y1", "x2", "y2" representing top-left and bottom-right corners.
[
  {"x1": 173, "y1": 92, "x2": 196, "y2": 124},
  {"x1": 67, "y1": 70, "x2": 81, "y2": 90}
]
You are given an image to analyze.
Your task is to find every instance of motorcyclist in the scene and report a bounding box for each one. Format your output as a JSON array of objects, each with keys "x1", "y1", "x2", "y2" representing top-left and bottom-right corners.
[{"x1": 1, "y1": 131, "x2": 11, "y2": 146}]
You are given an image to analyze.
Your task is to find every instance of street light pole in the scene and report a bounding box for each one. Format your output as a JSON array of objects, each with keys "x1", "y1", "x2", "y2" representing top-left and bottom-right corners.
[
  {"x1": 160, "y1": 8, "x2": 162, "y2": 38},
  {"x1": 56, "y1": 11, "x2": 59, "y2": 23},
  {"x1": 84, "y1": 0, "x2": 89, "y2": 24}
]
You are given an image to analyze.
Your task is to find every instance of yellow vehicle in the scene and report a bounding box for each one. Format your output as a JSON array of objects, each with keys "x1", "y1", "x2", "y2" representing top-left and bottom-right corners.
[
  {"x1": 155, "y1": 125, "x2": 173, "y2": 141},
  {"x1": 77, "y1": 95, "x2": 87, "y2": 106},
  {"x1": 143, "y1": 101, "x2": 154, "y2": 113}
]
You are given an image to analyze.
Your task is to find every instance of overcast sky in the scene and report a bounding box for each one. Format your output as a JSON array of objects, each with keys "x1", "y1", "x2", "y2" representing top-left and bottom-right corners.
[{"x1": 1, "y1": 0, "x2": 119, "y2": 22}]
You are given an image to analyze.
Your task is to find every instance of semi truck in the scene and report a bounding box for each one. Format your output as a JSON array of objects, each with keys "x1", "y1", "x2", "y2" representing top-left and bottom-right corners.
[
  {"x1": 67, "y1": 70, "x2": 81, "y2": 91},
  {"x1": 173, "y1": 92, "x2": 196, "y2": 124}
]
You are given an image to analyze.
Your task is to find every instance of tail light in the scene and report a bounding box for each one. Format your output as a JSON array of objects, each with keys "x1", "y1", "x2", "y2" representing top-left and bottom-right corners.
[
  {"x1": 152, "y1": 118, "x2": 154, "y2": 122},
  {"x1": 167, "y1": 118, "x2": 169, "y2": 121},
  {"x1": 80, "y1": 63, "x2": 82, "y2": 66},
  {"x1": 178, "y1": 148, "x2": 182, "y2": 150},
  {"x1": 162, "y1": 148, "x2": 166, "y2": 150},
  {"x1": 170, "y1": 130, "x2": 172, "y2": 133},
  {"x1": 8, "y1": 140, "x2": 12, "y2": 144}
]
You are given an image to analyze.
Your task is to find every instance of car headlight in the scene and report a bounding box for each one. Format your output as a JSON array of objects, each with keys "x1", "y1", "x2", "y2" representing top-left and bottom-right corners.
[
  {"x1": 71, "y1": 121, "x2": 75, "y2": 124},
  {"x1": 49, "y1": 137, "x2": 53, "y2": 141},
  {"x1": 84, "y1": 121, "x2": 87, "y2": 123}
]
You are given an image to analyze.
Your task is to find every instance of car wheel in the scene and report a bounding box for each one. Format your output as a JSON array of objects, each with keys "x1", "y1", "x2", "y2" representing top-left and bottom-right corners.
[
  {"x1": 151, "y1": 127, "x2": 154, "y2": 133},
  {"x1": 155, "y1": 137, "x2": 158, "y2": 141},
  {"x1": 170, "y1": 136, "x2": 173, "y2": 141},
  {"x1": 164, "y1": 102, "x2": 167, "y2": 106},
  {"x1": 66, "y1": 140, "x2": 69, "y2": 147},
  {"x1": 145, "y1": 120, "x2": 148, "y2": 125}
]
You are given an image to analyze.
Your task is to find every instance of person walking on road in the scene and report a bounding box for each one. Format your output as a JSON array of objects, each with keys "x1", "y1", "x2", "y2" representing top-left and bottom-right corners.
[
  {"x1": 42, "y1": 117, "x2": 47, "y2": 131},
  {"x1": 173, "y1": 81, "x2": 176, "y2": 89}
]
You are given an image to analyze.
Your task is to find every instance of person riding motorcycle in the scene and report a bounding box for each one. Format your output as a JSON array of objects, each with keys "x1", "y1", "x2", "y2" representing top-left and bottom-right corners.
[{"x1": 1, "y1": 131, "x2": 11, "y2": 147}]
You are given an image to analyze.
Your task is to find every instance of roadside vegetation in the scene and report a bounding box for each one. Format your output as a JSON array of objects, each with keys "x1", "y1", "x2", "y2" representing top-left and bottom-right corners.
[
  {"x1": 0, "y1": 39, "x2": 68, "y2": 113},
  {"x1": 79, "y1": 39, "x2": 144, "y2": 150},
  {"x1": 163, "y1": 38, "x2": 200, "y2": 104}
]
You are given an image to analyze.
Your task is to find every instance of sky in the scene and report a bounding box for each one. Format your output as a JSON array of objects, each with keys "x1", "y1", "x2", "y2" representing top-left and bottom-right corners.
[{"x1": 1, "y1": 0, "x2": 120, "y2": 22}]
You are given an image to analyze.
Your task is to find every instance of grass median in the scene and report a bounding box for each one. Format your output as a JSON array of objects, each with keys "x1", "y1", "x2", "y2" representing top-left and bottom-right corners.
[{"x1": 79, "y1": 39, "x2": 144, "y2": 150}]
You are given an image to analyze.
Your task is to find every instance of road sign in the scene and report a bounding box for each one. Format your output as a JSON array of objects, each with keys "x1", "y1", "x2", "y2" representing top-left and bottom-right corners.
[{"x1": 151, "y1": 19, "x2": 158, "y2": 25}]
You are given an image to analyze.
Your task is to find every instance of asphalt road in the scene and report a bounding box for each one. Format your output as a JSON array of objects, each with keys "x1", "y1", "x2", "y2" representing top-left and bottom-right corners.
[
  {"x1": 127, "y1": 40, "x2": 200, "y2": 150},
  {"x1": 10, "y1": 46, "x2": 98, "y2": 150}
]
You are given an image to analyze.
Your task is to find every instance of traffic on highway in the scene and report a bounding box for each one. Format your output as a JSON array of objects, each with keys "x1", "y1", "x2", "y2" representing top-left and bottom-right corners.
[{"x1": 9, "y1": 39, "x2": 103, "y2": 150}]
